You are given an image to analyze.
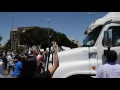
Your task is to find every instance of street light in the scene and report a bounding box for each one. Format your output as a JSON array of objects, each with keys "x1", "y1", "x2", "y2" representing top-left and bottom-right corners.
[
  {"x1": 46, "y1": 18, "x2": 52, "y2": 70},
  {"x1": 46, "y1": 18, "x2": 50, "y2": 36},
  {"x1": 87, "y1": 12, "x2": 103, "y2": 17},
  {"x1": 11, "y1": 13, "x2": 14, "y2": 50}
]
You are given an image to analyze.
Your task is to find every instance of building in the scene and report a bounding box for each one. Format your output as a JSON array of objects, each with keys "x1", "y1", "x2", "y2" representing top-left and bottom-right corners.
[
  {"x1": 10, "y1": 29, "x2": 18, "y2": 50},
  {"x1": 10, "y1": 26, "x2": 39, "y2": 50},
  {"x1": 0, "y1": 45, "x2": 3, "y2": 49}
]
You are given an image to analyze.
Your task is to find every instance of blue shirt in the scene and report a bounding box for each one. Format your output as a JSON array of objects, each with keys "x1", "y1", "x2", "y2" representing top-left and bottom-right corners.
[{"x1": 12, "y1": 61, "x2": 22, "y2": 77}]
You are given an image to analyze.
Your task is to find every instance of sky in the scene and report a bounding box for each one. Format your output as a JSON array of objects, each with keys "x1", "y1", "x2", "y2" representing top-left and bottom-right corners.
[{"x1": 0, "y1": 12, "x2": 108, "y2": 46}]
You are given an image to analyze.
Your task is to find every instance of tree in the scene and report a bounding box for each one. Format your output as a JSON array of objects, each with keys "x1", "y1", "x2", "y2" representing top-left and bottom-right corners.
[
  {"x1": 19, "y1": 27, "x2": 78, "y2": 49},
  {"x1": 0, "y1": 35, "x2": 2, "y2": 43},
  {"x1": 3, "y1": 39, "x2": 11, "y2": 51}
]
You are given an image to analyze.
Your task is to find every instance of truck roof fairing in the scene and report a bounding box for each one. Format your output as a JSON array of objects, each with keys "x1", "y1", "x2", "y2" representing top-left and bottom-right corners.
[{"x1": 84, "y1": 12, "x2": 120, "y2": 35}]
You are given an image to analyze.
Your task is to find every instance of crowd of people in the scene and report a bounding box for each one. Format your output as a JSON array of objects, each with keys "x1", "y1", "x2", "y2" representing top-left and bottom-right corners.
[
  {"x1": 0, "y1": 41, "x2": 59, "y2": 78},
  {"x1": 1, "y1": 41, "x2": 120, "y2": 78}
]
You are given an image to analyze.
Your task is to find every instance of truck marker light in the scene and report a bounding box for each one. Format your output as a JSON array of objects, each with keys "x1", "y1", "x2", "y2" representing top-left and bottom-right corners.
[{"x1": 92, "y1": 66, "x2": 96, "y2": 70}]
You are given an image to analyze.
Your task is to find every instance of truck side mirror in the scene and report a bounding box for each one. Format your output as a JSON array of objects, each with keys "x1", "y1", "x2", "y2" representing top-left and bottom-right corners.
[
  {"x1": 83, "y1": 39, "x2": 85, "y2": 44},
  {"x1": 104, "y1": 29, "x2": 112, "y2": 47},
  {"x1": 104, "y1": 29, "x2": 112, "y2": 56}
]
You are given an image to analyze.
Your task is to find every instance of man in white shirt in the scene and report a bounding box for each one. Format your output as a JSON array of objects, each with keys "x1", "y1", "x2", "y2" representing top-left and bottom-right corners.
[
  {"x1": 36, "y1": 52, "x2": 41, "y2": 66},
  {"x1": 7, "y1": 53, "x2": 14, "y2": 76},
  {"x1": 96, "y1": 50, "x2": 120, "y2": 78}
]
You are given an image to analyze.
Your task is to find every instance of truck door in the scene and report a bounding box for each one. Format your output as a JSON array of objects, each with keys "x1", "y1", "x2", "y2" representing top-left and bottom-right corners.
[
  {"x1": 97, "y1": 24, "x2": 120, "y2": 69},
  {"x1": 108, "y1": 25, "x2": 120, "y2": 64},
  {"x1": 89, "y1": 47, "x2": 98, "y2": 75},
  {"x1": 84, "y1": 25, "x2": 103, "y2": 75}
]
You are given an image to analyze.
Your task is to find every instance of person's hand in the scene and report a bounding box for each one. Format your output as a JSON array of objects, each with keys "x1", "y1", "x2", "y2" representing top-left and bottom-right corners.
[
  {"x1": 45, "y1": 50, "x2": 48, "y2": 54},
  {"x1": 42, "y1": 50, "x2": 48, "y2": 56},
  {"x1": 52, "y1": 41, "x2": 57, "y2": 50}
]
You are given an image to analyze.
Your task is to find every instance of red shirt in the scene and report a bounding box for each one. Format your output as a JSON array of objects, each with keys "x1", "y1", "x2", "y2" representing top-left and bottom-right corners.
[
  {"x1": 40, "y1": 56, "x2": 43, "y2": 62},
  {"x1": 34, "y1": 51, "x2": 37, "y2": 56}
]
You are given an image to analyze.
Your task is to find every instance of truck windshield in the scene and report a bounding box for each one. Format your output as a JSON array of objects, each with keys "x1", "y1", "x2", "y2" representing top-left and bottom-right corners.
[{"x1": 82, "y1": 26, "x2": 103, "y2": 47}]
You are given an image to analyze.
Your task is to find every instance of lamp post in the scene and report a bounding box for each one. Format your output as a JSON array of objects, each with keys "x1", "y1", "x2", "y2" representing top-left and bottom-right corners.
[
  {"x1": 46, "y1": 18, "x2": 52, "y2": 70},
  {"x1": 46, "y1": 18, "x2": 50, "y2": 36},
  {"x1": 87, "y1": 12, "x2": 103, "y2": 17},
  {"x1": 11, "y1": 14, "x2": 14, "y2": 50}
]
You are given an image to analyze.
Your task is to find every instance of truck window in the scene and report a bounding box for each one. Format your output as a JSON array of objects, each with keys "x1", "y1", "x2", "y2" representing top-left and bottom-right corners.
[
  {"x1": 102, "y1": 26, "x2": 120, "y2": 47},
  {"x1": 83, "y1": 26, "x2": 103, "y2": 47},
  {"x1": 111, "y1": 26, "x2": 120, "y2": 47}
]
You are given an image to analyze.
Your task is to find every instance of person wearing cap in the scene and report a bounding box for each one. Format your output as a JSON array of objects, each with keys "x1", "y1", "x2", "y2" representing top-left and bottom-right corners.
[{"x1": 96, "y1": 50, "x2": 120, "y2": 78}]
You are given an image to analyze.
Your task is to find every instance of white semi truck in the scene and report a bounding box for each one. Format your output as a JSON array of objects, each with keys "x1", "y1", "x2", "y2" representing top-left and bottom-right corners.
[{"x1": 48, "y1": 12, "x2": 120, "y2": 78}]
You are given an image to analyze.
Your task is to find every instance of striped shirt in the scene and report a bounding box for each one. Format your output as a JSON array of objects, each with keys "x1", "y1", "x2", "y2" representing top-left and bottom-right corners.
[{"x1": 97, "y1": 63, "x2": 120, "y2": 78}]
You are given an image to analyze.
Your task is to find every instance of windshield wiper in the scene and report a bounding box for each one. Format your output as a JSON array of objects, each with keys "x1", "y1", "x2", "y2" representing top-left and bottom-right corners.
[{"x1": 82, "y1": 45, "x2": 91, "y2": 47}]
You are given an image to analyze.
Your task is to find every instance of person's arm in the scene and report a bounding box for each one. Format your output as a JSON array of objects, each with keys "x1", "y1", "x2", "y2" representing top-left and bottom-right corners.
[
  {"x1": 41, "y1": 50, "x2": 48, "y2": 57},
  {"x1": 40, "y1": 61, "x2": 43, "y2": 65},
  {"x1": 48, "y1": 41, "x2": 59, "y2": 77},
  {"x1": 13, "y1": 59, "x2": 18, "y2": 62},
  {"x1": 35, "y1": 41, "x2": 59, "y2": 78},
  {"x1": 40, "y1": 52, "x2": 47, "y2": 65}
]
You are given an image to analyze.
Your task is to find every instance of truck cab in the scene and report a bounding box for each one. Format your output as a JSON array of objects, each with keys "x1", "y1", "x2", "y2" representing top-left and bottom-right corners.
[{"x1": 49, "y1": 12, "x2": 120, "y2": 78}]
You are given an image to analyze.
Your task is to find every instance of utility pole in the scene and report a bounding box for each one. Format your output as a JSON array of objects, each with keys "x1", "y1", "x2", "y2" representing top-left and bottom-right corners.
[
  {"x1": 46, "y1": 18, "x2": 52, "y2": 70},
  {"x1": 46, "y1": 18, "x2": 50, "y2": 37},
  {"x1": 11, "y1": 13, "x2": 14, "y2": 50}
]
